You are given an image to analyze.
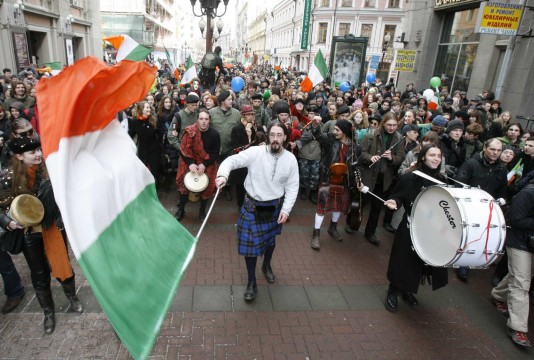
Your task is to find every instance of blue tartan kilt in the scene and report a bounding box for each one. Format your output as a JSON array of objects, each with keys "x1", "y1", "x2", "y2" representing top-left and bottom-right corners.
[{"x1": 237, "y1": 195, "x2": 282, "y2": 257}]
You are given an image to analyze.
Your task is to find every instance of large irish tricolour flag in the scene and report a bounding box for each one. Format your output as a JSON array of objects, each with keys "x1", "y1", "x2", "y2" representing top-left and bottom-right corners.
[{"x1": 36, "y1": 57, "x2": 196, "y2": 359}]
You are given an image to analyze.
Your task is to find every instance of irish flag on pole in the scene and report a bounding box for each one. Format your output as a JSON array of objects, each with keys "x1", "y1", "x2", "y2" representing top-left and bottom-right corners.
[
  {"x1": 300, "y1": 49, "x2": 328, "y2": 92},
  {"x1": 103, "y1": 34, "x2": 152, "y2": 62},
  {"x1": 180, "y1": 55, "x2": 197, "y2": 85},
  {"x1": 36, "y1": 57, "x2": 197, "y2": 359}
]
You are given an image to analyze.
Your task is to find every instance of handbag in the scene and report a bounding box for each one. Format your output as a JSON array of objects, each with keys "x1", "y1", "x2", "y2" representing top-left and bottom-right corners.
[{"x1": 0, "y1": 228, "x2": 25, "y2": 254}]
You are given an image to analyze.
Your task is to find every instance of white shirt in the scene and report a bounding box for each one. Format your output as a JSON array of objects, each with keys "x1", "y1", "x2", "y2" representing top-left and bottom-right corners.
[{"x1": 217, "y1": 145, "x2": 299, "y2": 215}]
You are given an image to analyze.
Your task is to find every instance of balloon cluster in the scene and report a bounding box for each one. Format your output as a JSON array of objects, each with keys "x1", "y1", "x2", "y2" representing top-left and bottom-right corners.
[{"x1": 423, "y1": 77, "x2": 442, "y2": 111}]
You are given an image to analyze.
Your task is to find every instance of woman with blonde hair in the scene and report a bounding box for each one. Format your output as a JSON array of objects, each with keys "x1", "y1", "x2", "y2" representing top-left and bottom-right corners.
[{"x1": 487, "y1": 110, "x2": 512, "y2": 139}]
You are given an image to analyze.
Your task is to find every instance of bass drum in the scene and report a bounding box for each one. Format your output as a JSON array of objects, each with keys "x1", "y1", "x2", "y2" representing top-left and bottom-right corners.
[{"x1": 410, "y1": 185, "x2": 506, "y2": 268}]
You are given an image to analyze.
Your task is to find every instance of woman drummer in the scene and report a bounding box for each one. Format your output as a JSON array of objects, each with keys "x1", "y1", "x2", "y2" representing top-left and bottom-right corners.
[
  {"x1": 0, "y1": 137, "x2": 83, "y2": 334},
  {"x1": 381, "y1": 144, "x2": 449, "y2": 311}
]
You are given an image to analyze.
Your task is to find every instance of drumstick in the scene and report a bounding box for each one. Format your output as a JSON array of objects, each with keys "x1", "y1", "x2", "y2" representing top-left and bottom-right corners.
[
  {"x1": 413, "y1": 170, "x2": 446, "y2": 185},
  {"x1": 442, "y1": 174, "x2": 469, "y2": 188},
  {"x1": 195, "y1": 186, "x2": 220, "y2": 239},
  {"x1": 360, "y1": 186, "x2": 396, "y2": 210}
]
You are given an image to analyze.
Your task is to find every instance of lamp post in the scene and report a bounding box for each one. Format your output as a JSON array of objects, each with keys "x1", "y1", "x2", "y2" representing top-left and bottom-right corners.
[
  {"x1": 191, "y1": 0, "x2": 229, "y2": 53},
  {"x1": 381, "y1": 32, "x2": 391, "y2": 63},
  {"x1": 13, "y1": 0, "x2": 25, "y2": 18},
  {"x1": 241, "y1": 43, "x2": 249, "y2": 63}
]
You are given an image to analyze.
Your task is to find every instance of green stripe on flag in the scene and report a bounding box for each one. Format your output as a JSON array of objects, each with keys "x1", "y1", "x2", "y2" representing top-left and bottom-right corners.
[
  {"x1": 124, "y1": 45, "x2": 152, "y2": 62},
  {"x1": 78, "y1": 184, "x2": 196, "y2": 359},
  {"x1": 44, "y1": 62, "x2": 62, "y2": 70},
  {"x1": 314, "y1": 50, "x2": 328, "y2": 78}
]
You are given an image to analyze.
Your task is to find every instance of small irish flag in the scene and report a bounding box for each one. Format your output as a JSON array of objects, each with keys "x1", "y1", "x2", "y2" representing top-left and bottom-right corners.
[
  {"x1": 36, "y1": 57, "x2": 197, "y2": 359},
  {"x1": 180, "y1": 55, "x2": 198, "y2": 85},
  {"x1": 104, "y1": 34, "x2": 152, "y2": 62},
  {"x1": 44, "y1": 62, "x2": 62, "y2": 76},
  {"x1": 300, "y1": 50, "x2": 328, "y2": 92}
]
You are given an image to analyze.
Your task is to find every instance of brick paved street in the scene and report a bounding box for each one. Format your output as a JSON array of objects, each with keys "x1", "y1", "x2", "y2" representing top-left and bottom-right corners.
[{"x1": 1, "y1": 188, "x2": 533, "y2": 359}]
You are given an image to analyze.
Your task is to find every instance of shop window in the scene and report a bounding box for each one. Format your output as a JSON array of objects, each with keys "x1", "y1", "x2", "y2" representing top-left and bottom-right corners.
[{"x1": 434, "y1": 9, "x2": 480, "y2": 93}]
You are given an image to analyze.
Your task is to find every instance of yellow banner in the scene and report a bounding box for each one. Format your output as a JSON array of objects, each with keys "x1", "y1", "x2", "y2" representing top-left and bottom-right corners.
[
  {"x1": 393, "y1": 50, "x2": 416, "y2": 72},
  {"x1": 477, "y1": 2, "x2": 523, "y2": 36}
]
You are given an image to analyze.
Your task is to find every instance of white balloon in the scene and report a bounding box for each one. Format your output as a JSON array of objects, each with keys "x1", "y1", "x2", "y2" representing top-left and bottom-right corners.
[{"x1": 423, "y1": 88, "x2": 435, "y2": 101}]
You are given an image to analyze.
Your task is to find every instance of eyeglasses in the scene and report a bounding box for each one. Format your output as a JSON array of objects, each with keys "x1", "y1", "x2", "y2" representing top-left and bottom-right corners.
[{"x1": 15, "y1": 129, "x2": 34, "y2": 137}]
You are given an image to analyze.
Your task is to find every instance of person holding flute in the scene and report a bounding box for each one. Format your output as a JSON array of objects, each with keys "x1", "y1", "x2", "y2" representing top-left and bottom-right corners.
[{"x1": 358, "y1": 112, "x2": 405, "y2": 245}]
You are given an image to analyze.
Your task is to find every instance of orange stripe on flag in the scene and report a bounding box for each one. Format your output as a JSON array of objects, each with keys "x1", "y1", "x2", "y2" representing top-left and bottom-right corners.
[
  {"x1": 300, "y1": 77, "x2": 313, "y2": 93},
  {"x1": 103, "y1": 35, "x2": 124, "y2": 50},
  {"x1": 36, "y1": 57, "x2": 156, "y2": 159}
]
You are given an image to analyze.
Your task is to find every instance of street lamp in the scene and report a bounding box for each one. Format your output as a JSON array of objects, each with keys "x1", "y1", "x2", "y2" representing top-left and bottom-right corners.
[
  {"x1": 381, "y1": 32, "x2": 391, "y2": 63},
  {"x1": 198, "y1": 17, "x2": 223, "y2": 45},
  {"x1": 13, "y1": 0, "x2": 25, "y2": 18},
  {"x1": 241, "y1": 43, "x2": 249, "y2": 61},
  {"x1": 191, "y1": 0, "x2": 229, "y2": 53},
  {"x1": 182, "y1": 41, "x2": 188, "y2": 63}
]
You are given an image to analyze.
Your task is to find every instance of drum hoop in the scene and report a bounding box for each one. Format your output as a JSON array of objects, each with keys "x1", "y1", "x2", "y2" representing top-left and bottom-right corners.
[{"x1": 184, "y1": 172, "x2": 209, "y2": 192}]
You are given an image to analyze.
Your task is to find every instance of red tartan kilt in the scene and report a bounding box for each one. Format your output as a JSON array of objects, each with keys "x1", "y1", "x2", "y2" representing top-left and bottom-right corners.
[
  {"x1": 176, "y1": 159, "x2": 218, "y2": 200},
  {"x1": 316, "y1": 184, "x2": 351, "y2": 215}
]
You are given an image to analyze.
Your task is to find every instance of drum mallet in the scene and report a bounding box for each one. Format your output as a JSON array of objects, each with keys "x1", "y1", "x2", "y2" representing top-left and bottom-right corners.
[
  {"x1": 195, "y1": 186, "x2": 221, "y2": 239},
  {"x1": 360, "y1": 186, "x2": 397, "y2": 210}
]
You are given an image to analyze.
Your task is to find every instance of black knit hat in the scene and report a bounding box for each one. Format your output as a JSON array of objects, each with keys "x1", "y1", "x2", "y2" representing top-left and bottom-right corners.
[
  {"x1": 251, "y1": 93, "x2": 263, "y2": 101},
  {"x1": 8, "y1": 137, "x2": 40, "y2": 154},
  {"x1": 335, "y1": 119, "x2": 352, "y2": 138},
  {"x1": 446, "y1": 119, "x2": 465, "y2": 133}
]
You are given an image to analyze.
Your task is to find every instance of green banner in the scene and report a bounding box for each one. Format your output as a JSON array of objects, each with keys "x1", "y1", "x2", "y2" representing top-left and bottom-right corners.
[{"x1": 301, "y1": 0, "x2": 312, "y2": 50}]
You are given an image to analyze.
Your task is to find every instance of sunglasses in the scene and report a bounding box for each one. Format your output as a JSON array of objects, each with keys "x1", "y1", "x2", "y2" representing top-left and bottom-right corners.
[{"x1": 15, "y1": 129, "x2": 34, "y2": 137}]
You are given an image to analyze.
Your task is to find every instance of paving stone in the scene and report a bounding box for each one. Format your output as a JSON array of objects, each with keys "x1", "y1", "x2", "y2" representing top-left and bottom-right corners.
[
  {"x1": 192, "y1": 285, "x2": 232, "y2": 311},
  {"x1": 232, "y1": 285, "x2": 274, "y2": 312},
  {"x1": 75, "y1": 284, "x2": 102, "y2": 313},
  {"x1": 304, "y1": 285, "x2": 349, "y2": 310},
  {"x1": 269, "y1": 286, "x2": 311, "y2": 311},
  {"x1": 170, "y1": 285, "x2": 193, "y2": 311},
  {"x1": 339, "y1": 284, "x2": 385, "y2": 310}
]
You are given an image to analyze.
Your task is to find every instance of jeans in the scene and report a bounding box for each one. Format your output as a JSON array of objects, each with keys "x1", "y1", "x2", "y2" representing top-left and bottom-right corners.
[{"x1": 0, "y1": 250, "x2": 24, "y2": 299}]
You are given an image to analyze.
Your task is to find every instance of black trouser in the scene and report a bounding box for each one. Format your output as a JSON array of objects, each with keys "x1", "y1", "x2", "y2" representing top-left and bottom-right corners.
[
  {"x1": 22, "y1": 233, "x2": 51, "y2": 292},
  {"x1": 364, "y1": 174, "x2": 392, "y2": 235}
]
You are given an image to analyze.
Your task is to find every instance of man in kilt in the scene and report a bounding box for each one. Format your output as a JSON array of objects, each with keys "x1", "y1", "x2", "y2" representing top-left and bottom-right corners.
[
  {"x1": 175, "y1": 109, "x2": 220, "y2": 222},
  {"x1": 310, "y1": 119, "x2": 359, "y2": 250},
  {"x1": 215, "y1": 122, "x2": 299, "y2": 301}
]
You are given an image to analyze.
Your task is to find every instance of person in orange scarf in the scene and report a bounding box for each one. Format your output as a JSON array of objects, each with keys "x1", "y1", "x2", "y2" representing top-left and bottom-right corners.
[
  {"x1": 0, "y1": 137, "x2": 83, "y2": 335},
  {"x1": 175, "y1": 109, "x2": 220, "y2": 222}
]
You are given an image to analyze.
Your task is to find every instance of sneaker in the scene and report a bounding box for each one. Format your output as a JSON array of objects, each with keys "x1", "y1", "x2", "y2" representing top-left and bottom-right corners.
[
  {"x1": 507, "y1": 328, "x2": 532, "y2": 347},
  {"x1": 491, "y1": 298, "x2": 509, "y2": 316}
]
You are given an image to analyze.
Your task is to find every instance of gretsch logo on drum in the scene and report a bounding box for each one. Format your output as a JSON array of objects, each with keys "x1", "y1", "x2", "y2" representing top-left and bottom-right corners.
[{"x1": 439, "y1": 200, "x2": 456, "y2": 229}]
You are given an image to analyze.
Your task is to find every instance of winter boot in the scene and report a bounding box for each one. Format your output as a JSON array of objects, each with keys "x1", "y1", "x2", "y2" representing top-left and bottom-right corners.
[
  {"x1": 327, "y1": 221, "x2": 343, "y2": 241},
  {"x1": 35, "y1": 289, "x2": 56, "y2": 335},
  {"x1": 311, "y1": 229, "x2": 320, "y2": 250},
  {"x1": 61, "y1": 279, "x2": 84, "y2": 313}
]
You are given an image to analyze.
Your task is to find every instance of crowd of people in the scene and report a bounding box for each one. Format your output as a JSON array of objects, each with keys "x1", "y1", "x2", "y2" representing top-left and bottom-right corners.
[{"x1": 1, "y1": 54, "x2": 533, "y2": 347}]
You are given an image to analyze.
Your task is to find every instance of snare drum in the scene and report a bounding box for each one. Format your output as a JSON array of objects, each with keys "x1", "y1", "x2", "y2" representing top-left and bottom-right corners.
[
  {"x1": 184, "y1": 172, "x2": 209, "y2": 203},
  {"x1": 410, "y1": 186, "x2": 506, "y2": 268}
]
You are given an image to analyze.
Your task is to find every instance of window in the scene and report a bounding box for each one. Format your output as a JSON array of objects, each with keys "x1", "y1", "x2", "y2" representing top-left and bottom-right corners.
[
  {"x1": 318, "y1": 23, "x2": 328, "y2": 43},
  {"x1": 364, "y1": 0, "x2": 376, "y2": 7},
  {"x1": 341, "y1": 0, "x2": 352, "y2": 6},
  {"x1": 434, "y1": 9, "x2": 481, "y2": 93},
  {"x1": 360, "y1": 24, "x2": 373, "y2": 38},
  {"x1": 339, "y1": 23, "x2": 351, "y2": 36},
  {"x1": 320, "y1": 0, "x2": 330, "y2": 7},
  {"x1": 388, "y1": 0, "x2": 400, "y2": 8}
]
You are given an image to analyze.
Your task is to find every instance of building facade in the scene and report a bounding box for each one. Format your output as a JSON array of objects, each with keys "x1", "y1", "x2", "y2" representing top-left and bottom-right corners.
[
  {"x1": 0, "y1": 0, "x2": 102, "y2": 71},
  {"x1": 400, "y1": 0, "x2": 534, "y2": 116},
  {"x1": 266, "y1": 0, "x2": 405, "y2": 82}
]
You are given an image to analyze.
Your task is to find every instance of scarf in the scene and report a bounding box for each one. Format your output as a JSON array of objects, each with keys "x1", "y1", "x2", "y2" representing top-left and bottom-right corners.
[
  {"x1": 180, "y1": 124, "x2": 209, "y2": 162},
  {"x1": 26, "y1": 166, "x2": 73, "y2": 281}
]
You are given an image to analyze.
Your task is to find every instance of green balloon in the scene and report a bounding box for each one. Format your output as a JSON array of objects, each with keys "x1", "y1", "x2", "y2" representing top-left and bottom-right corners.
[
  {"x1": 430, "y1": 76, "x2": 441, "y2": 88},
  {"x1": 335, "y1": 82, "x2": 341, "y2": 87},
  {"x1": 262, "y1": 89, "x2": 271, "y2": 100}
]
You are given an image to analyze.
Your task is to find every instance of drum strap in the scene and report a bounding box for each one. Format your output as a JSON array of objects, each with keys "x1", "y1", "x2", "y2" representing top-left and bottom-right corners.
[{"x1": 463, "y1": 201, "x2": 494, "y2": 261}]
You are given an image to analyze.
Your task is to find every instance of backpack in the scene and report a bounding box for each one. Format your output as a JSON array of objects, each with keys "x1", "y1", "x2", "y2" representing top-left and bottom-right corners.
[{"x1": 200, "y1": 52, "x2": 217, "y2": 70}]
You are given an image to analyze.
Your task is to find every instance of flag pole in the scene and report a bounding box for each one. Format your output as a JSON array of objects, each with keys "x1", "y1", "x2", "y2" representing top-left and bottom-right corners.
[{"x1": 195, "y1": 186, "x2": 220, "y2": 239}]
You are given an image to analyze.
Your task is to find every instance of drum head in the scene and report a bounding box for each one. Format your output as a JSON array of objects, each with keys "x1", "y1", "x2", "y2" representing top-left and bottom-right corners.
[
  {"x1": 410, "y1": 186, "x2": 464, "y2": 267},
  {"x1": 10, "y1": 194, "x2": 45, "y2": 227},
  {"x1": 184, "y1": 172, "x2": 209, "y2": 193}
]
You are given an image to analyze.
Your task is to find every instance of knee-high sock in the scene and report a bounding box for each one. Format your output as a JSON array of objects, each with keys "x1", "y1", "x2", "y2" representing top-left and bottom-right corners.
[
  {"x1": 244, "y1": 256, "x2": 257, "y2": 283},
  {"x1": 262, "y1": 245, "x2": 275, "y2": 267},
  {"x1": 314, "y1": 214, "x2": 325, "y2": 229},
  {"x1": 332, "y1": 212, "x2": 341, "y2": 222}
]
